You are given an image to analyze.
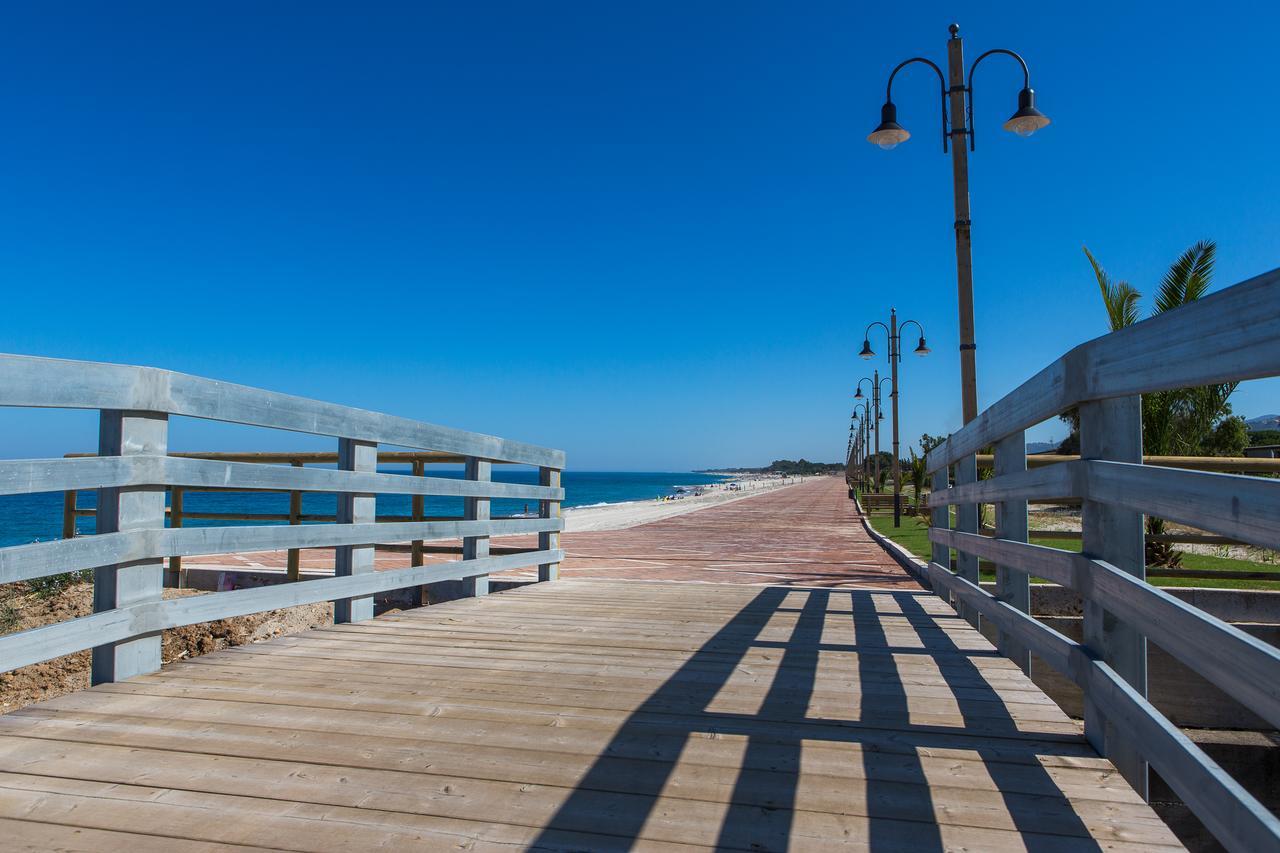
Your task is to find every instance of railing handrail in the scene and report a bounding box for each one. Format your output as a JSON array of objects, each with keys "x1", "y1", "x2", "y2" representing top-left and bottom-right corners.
[
  {"x1": 0, "y1": 352, "x2": 566, "y2": 687},
  {"x1": 927, "y1": 265, "x2": 1280, "y2": 472},
  {"x1": 918, "y1": 267, "x2": 1280, "y2": 852},
  {"x1": 0, "y1": 353, "x2": 565, "y2": 468}
]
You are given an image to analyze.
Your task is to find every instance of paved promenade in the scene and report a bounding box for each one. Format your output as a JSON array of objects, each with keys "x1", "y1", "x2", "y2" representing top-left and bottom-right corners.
[
  {"x1": 181, "y1": 477, "x2": 921, "y2": 589},
  {"x1": 543, "y1": 476, "x2": 919, "y2": 587}
]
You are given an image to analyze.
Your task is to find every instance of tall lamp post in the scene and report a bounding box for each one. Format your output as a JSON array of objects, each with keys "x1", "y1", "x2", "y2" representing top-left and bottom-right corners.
[
  {"x1": 852, "y1": 401, "x2": 873, "y2": 492},
  {"x1": 861, "y1": 308, "x2": 930, "y2": 527},
  {"x1": 869, "y1": 23, "x2": 1049, "y2": 425},
  {"x1": 855, "y1": 374, "x2": 890, "y2": 492}
]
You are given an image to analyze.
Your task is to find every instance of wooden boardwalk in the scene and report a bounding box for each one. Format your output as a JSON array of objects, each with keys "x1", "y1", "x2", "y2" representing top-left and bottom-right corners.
[{"x1": 0, "y1": 483, "x2": 1181, "y2": 850}]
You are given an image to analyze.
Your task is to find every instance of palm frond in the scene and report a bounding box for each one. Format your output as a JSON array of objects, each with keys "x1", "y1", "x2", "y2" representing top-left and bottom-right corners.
[
  {"x1": 1084, "y1": 245, "x2": 1140, "y2": 330},
  {"x1": 1154, "y1": 240, "x2": 1216, "y2": 314}
]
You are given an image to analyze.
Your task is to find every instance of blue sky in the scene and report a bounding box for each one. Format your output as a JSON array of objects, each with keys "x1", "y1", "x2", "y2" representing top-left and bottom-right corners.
[{"x1": 1, "y1": 2, "x2": 1277, "y2": 469}]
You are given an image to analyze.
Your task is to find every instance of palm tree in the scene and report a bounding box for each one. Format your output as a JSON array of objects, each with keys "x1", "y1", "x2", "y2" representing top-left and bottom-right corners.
[
  {"x1": 1084, "y1": 240, "x2": 1236, "y2": 565},
  {"x1": 907, "y1": 448, "x2": 928, "y2": 514}
]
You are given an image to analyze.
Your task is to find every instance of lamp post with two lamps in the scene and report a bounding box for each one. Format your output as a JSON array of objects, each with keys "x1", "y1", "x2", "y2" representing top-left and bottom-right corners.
[
  {"x1": 851, "y1": 400, "x2": 873, "y2": 493},
  {"x1": 859, "y1": 308, "x2": 930, "y2": 527},
  {"x1": 854, "y1": 374, "x2": 890, "y2": 494},
  {"x1": 868, "y1": 23, "x2": 1048, "y2": 425}
]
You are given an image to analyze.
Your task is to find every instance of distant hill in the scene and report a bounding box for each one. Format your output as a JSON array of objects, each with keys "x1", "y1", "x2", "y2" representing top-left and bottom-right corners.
[
  {"x1": 1246, "y1": 414, "x2": 1280, "y2": 431},
  {"x1": 1026, "y1": 441, "x2": 1059, "y2": 454}
]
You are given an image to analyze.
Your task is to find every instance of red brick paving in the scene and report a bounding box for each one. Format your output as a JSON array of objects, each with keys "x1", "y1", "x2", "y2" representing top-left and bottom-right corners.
[
  {"x1": 548, "y1": 477, "x2": 921, "y2": 588},
  {"x1": 182, "y1": 477, "x2": 921, "y2": 589}
]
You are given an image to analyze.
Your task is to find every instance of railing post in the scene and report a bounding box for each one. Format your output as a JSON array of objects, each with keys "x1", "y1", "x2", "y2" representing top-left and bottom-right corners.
[
  {"x1": 1080, "y1": 395, "x2": 1148, "y2": 799},
  {"x1": 286, "y1": 459, "x2": 303, "y2": 581},
  {"x1": 460, "y1": 457, "x2": 491, "y2": 596},
  {"x1": 334, "y1": 438, "x2": 376, "y2": 623},
  {"x1": 92, "y1": 409, "x2": 168, "y2": 684},
  {"x1": 993, "y1": 431, "x2": 1030, "y2": 673},
  {"x1": 411, "y1": 457, "x2": 425, "y2": 567},
  {"x1": 168, "y1": 486, "x2": 184, "y2": 588},
  {"x1": 538, "y1": 466, "x2": 561, "y2": 582},
  {"x1": 930, "y1": 465, "x2": 950, "y2": 606},
  {"x1": 61, "y1": 489, "x2": 77, "y2": 540},
  {"x1": 954, "y1": 452, "x2": 980, "y2": 627}
]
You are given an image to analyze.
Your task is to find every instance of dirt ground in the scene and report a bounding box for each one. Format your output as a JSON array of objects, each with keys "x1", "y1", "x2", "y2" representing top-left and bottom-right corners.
[{"x1": 0, "y1": 581, "x2": 333, "y2": 714}]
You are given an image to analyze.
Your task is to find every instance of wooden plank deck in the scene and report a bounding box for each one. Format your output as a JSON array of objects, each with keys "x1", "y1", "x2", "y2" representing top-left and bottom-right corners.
[{"x1": 0, "y1": 482, "x2": 1183, "y2": 850}]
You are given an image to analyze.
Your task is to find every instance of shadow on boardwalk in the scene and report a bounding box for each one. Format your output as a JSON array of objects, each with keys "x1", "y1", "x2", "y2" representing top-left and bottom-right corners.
[{"x1": 529, "y1": 586, "x2": 1099, "y2": 851}]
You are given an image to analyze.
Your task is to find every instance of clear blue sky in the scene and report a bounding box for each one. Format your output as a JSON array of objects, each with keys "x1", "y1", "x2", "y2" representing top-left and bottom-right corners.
[{"x1": 2, "y1": 2, "x2": 1277, "y2": 469}]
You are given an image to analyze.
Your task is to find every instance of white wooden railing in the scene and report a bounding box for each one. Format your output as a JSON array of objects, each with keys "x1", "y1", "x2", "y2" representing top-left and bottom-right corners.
[
  {"x1": 925, "y1": 267, "x2": 1280, "y2": 852},
  {"x1": 0, "y1": 354, "x2": 565, "y2": 683}
]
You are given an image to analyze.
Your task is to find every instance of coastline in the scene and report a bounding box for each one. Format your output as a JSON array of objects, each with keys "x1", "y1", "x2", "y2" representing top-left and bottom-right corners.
[{"x1": 563, "y1": 473, "x2": 808, "y2": 532}]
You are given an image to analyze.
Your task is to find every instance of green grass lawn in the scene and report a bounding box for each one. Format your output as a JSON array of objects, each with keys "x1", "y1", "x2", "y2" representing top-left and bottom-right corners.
[{"x1": 867, "y1": 514, "x2": 1280, "y2": 591}]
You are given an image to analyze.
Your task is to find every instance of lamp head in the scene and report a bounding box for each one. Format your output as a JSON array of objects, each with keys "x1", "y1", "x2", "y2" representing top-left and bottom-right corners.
[
  {"x1": 867, "y1": 102, "x2": 910, "y2": 150},
  {"x1": 1004, "y1": 87, "x2": 1051, "y2": 137},
  {"x1": 914, "y1": 336, "x2": 931, "y2": 356},
  {"x1": 858, "y1": 339, "x2": 875, "y2": 360},
  {"x1": 854, "y1": 387, "x2": 864, "y2": 399}
]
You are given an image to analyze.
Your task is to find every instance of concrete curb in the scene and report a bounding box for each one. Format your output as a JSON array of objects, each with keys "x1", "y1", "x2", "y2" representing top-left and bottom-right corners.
[{"x1": 855, "y1": 496, "x2": 932, "y2": 590}]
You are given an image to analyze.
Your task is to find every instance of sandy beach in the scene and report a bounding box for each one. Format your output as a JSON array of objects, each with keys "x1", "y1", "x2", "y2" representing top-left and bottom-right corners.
[{"x1": 562, "y1": 474, "x2": 808, "y2": 532}]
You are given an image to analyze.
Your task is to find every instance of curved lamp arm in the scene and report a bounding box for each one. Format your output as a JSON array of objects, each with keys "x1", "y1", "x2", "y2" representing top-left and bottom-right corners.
[
  {"x1": 966, "y1": 48, "x2": 1036, "y2": 151},
  {"x1": 882, "y1": 57, "x2": 950, "y2": 153},
  {"x1": 860, "y1": 321, "x2": 891, "y2": 360}
]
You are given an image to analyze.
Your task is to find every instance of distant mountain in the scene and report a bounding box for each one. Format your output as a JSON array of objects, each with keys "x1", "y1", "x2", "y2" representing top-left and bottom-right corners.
[
  {"x1": 1026, "y1": 441, "x2": 1059, "y2": 454},
  {"x1": 1246, "y1": 415, "x2": 1280, "y2": 431}
]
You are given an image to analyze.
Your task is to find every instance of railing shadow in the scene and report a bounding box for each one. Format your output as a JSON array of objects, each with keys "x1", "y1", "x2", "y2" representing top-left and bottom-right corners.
[{"x1": 529, "y1": 586, "x2": 1103, "y2": 851}]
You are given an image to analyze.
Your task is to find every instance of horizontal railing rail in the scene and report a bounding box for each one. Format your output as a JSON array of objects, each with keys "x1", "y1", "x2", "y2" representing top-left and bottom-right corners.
[
  {"x1": 0, "y1": 353, "x2": 565, "y2": 685},
  {"x1": 923, "y1": 267, "x2": 1280, "y2": 853}
]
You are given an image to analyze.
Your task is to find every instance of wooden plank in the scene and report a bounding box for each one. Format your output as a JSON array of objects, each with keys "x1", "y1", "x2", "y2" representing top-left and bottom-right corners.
[
  {"x1": 0, "y1": 728, "x2": 1171, "y2": 844},
  {"x1": 0, "y1": 550, "x2": 562, "y2": 672},
  {"x1": 334, "y1": 437, "x2": 376, "y2": 623},
  {"x1": 161, "y1": 456, "x2": 564, "y2": 501},
  {"x1": 929, "y1": 461, "x2": 1075, "y2": 507},
  {"x1": 539, "y1": 466, "x2": 561, "y2": 581},
  {"x1": 929, "y1": 265, "x2": 1280, "y2": 470},
  {"x1": 0, "y1": 353, "x2": 566, "y2": 467},
  {"x1": 953, "y1": 454, "x2": 979, "y2": 628},
  {"x1": 0, "y1": 455, "x2": 137, "y2": 496},
  {"x1": 0, "y1": 516, "x2": 562, "y2": 585},
  {"x1": 1084, "y1": 459, "x2": 1280, "y2": 552},
  {"x1": 1079, "y1": 395, "x2": 1147, "y2": 798},
  {"x1": 1085, "y1": 660, "x2": 1280, "y2": 852},
  {"x1": 92, "y1": 410, "x2": 167, "y2": 684},
  {"x1": 992, "y1": 430, "x2": 1030, "y2": 674},
  {"x1": 0, "y1": 576, "x2": 1185, "y2": 850}
]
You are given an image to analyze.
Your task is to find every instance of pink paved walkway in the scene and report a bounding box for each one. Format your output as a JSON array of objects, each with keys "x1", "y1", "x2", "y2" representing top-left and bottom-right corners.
[{"x1": 181, "y1": 477, "x2": 923, "y2": 589}]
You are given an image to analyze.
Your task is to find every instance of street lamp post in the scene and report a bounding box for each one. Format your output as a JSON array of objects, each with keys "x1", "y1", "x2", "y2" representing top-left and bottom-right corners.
[
  {"x1": 861, "y1": 308, "x2": 930, "y2": 527},
  {"x1": 855, "y1": 374, "x2": 891, "y2": 493},
  {"x1": 869, "y1": 23, "x2": 1049, "y2": 425},
  {"x1": 852, "y1": 401, "x2": 872, "y2": 492}
]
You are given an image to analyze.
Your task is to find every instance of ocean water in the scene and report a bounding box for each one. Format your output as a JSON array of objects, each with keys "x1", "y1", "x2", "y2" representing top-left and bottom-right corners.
[{"x1": 0, "y1": 470, "x2": 729, "y2": 548}]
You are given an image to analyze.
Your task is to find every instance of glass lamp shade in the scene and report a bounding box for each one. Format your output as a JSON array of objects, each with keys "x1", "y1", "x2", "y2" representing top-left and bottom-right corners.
[
  {"x1": 868, "y1": 102, "x2": 910, "y2": 149},
  {"x1": 1003, "y1": 88, "x2": 1050, "y2": 137}
]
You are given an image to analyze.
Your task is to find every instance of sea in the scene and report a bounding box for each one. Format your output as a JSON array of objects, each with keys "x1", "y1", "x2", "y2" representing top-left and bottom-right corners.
[{"x1": 0, "y1": 471, "x2": 730, "y2": 548}]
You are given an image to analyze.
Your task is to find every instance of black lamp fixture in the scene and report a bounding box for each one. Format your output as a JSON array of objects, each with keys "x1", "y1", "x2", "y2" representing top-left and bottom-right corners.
[
  {"x1": 868, "y1": 102, "x2": 910, "y2": 150},
  {"x1": 914, "y1": 335, "x2": 931, "y2": 356},
  {"x1": 1004, "y1": 87, "x2": 1050, "y2": 136},
  {"x1": 858, "y1": 339, "x2": 875, "y2": 359}
]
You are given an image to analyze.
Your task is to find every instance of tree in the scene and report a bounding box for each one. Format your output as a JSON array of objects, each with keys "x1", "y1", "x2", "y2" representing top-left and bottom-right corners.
[
  {"x1": 919, "y1": 433, "x2": 947, "y2": 456},
  {"x1": 1077, "y1": 240, "x2": 1235, "y2": 565},
  {"x1": 907, "y1": 448, "x2": 928, "y2": 512},
  {"x1": 1203, "y1": 416, "x2": 1249, "y2": 457}
]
